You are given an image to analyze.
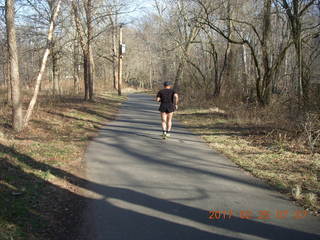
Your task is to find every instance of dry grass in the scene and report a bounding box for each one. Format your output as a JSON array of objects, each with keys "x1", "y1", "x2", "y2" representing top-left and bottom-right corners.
[
  {"x1": 176, "y1": 107, "x2": 320, "y2": 214},
  {"x1": 0, "y1": 91, "x2": 126, "y2": 239},
  {"x1": 122, "y1": 87, "x2": 151, "y2": 94}
]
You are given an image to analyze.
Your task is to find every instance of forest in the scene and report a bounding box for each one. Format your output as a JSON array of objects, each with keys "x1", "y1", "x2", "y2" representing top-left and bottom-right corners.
[
  {"x1": 0, "y1": 0, "x2": 319, "y2": 134},
  {"x1": 1, "y1": 0, "x2": 320, "y2": 127},
  {"x1": 0, "y1": 0, "x2": 319, "y2": 239}
]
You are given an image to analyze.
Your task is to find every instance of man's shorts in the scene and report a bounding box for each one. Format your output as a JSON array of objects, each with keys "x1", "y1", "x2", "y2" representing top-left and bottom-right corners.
[{"x1": 159, "y1": 103, "x2": 175, "y2": 113}]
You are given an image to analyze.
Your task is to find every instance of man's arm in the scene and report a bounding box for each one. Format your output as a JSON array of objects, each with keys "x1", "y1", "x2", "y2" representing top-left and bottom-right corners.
[
  {"x1": 173, "y1": 93, "x2": 179, "y2": 108},
  {"x1": 156, "y1": 91, "x2": 161, "y2": 102}
]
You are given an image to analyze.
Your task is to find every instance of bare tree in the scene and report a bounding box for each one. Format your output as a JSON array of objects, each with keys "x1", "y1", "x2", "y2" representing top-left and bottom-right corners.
[
  {"x1": 23, "y1": 0, "x2": 62, "y2": 128},
  {"x1": 279, "y1": 0, "x2": 318, "y2": 103},
  {"x1": 5, "y1": 0, "x2": 23, "y2": 131},
  {"x1": 86, "y1": 0, "x2": 94, "y2": 100},
  {"x1": 72, "y1": 0, "x2": 96, "y2": 100},
  {"x1": 72, "y1": 0, "x2": 90, "y2": 100}
]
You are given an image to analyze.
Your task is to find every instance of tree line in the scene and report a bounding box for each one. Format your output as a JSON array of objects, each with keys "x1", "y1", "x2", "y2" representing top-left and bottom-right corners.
[
  {"x1": 135, "y1": 0, "x2": 319, "y2": 107},
  {"x1": 0, "y1": 0, "x2": 319, "y2": 132},
  {"x1": 1, "y1": 0, "x2": 133, "y2": 131}
]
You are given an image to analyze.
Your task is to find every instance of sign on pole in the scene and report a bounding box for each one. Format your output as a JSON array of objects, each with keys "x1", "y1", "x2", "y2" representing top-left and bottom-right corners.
[{"x1": 120, "y1": 43, "x2": 126, "y2": 55}]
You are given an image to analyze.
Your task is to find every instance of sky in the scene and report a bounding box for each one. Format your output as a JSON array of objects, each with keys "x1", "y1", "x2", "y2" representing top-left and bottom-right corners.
[
  {"x1": 0, "y1": 0, "x2": 157, "y2": 30},
  {"x1": 125, "y1": 0, "x2": 156, "y2": 23}
]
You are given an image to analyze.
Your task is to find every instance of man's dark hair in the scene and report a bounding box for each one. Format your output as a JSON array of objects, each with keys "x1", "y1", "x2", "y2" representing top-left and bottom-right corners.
[{"x1": 164, "y1": 81, "x2": 171, "y2": 87}]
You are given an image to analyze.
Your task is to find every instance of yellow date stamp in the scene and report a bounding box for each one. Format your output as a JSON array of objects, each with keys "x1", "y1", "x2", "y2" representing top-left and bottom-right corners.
[{"x1": 208, "y1": 209, "x2": 308, "y2": 220}]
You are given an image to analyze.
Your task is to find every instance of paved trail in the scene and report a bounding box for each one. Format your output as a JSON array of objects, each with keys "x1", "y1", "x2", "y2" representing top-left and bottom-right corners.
[{"x1": 80, "y1": 94, "x2": 319, "y2": 240}]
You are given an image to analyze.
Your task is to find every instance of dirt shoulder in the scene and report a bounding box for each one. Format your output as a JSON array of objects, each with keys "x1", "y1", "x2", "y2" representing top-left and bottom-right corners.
[
  {"x1": 0, "y1": 92, "x2": 126, "y2": 240},
  {"x1": 176, "y1": 108, "x2": 320, "y2": 215}
]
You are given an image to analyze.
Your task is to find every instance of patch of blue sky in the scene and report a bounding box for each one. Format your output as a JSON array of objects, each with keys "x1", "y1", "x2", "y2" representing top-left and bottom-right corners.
[{"x1": 124, "y1": 0, "x2": 156, "y2": 24}]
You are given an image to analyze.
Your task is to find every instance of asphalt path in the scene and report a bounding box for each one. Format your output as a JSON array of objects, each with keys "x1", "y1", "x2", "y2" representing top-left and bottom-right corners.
[{"x1": 79, "y1": 93, "x2": 320, "y2": 240}]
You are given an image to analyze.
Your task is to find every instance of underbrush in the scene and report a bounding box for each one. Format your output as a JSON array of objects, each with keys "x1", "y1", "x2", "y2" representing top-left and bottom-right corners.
[{"x1": 177, "y1": 94, "x2": 320, "y2": 214}]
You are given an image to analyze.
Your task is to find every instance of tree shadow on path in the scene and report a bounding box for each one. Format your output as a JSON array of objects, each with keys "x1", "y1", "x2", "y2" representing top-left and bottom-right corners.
[{"x1": 1, "y1": 143, "x2": 319, "y2": 240}]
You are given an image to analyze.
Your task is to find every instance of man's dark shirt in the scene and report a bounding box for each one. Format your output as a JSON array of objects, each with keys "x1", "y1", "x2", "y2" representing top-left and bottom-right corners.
[{"x1": 157, "y1": 89, "x2": 176, "y2": 104}]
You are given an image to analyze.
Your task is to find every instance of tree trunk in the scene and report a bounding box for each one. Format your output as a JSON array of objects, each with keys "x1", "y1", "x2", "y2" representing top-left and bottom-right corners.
[
  {"x1": 223, "y1": 1, "x2": 240, "y2": 97},
  {"x1": 86, "y1": 0, "x2": 94, "y2": 100},
  {"x1": 260, "y1": 0, "x2": 272, "y2": 105},
  {"x1": 83, "y1": 55, "x2": 89, "y2": 100},
  {"x1": 5, "y1": 61, "x2": 12, "y2": 104},
  {"x1": 215, "y1": 41, "x2": 230, "y2": 97},
  {"x1": 87, "y1": 46, "x2": 93, "y2": 100},
  {"x1": 292, "y1": 0, "x2": 304, "y2": 101},
  {"x1": 23, "y1": 0, "x2": 62, "y2": 128},
  {"x1": 1, "y1": 45, "x2": 12, "y2": 104},
  {"x1": 281, "y1": 0, "x2": 314, "y2": 103},
  {"x1": 73, "y1": 34, "x2": 80, "y2": 94},
  {"x1": 295, "y1": 34, "x2": 304, "y2": 101},
  {"x1": 242, "y1": 44, "x2": 249, "y2": 97},
  {"x1": 174, "y1": 26, "x2": 199, "y2": 91},
  {"x1": 6, "y1": 0, "x2": 23, "y2": 131},
  {"x1": 72, "y1": 0, "x2": 90, "y2": 100},
  {"x1": 73, "y1": 36, "x2": 80, "y2": 94},
  {"x1": 224, "y1": 43, "x2": 236, "y2": 88},
  {"x1": 52, "y1": 46, "x2": 59, "y2": 96},
  {"x1": 173, "y1": 60, "x2": 185, "y2": 91},
  {"x1": 89, "y1": 45, "x2": 95, "y2": 97}
]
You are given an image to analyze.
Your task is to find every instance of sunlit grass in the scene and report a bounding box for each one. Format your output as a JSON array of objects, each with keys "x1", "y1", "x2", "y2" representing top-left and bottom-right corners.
[
  {"x1": 177, "y1": 107, "x2": 320, "y2": 213},
  {"x1": 0, "y1": 91, "x2": 126, "y2": 239}
]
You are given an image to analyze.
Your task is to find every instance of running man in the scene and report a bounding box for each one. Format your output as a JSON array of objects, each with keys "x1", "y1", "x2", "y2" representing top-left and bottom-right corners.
[{"x1": 156, "y1": 81, "x2": 179, "y2": 139}]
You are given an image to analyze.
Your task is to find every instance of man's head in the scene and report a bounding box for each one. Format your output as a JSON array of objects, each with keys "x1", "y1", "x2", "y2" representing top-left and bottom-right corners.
[{"x1": 164, "y1": 81, "x2": 172, "y2": 88}]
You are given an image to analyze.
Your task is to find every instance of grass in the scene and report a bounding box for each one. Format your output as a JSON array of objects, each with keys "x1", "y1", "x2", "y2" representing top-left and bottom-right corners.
[
  {"x1": 176, "y1": 107, "x2": 320, "y2": 214},
  {"x1": 0, "y1": 91, "x2": 126, "y2": 239}
]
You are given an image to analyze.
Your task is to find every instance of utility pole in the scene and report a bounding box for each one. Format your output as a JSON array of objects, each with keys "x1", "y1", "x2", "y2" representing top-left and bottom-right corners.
[
  {"x1": 112, "y1": 20, "x2": 118, "y2": 90},
  {"x1": 298, "y1": 34, "x2": 303, "y2": 102},
  {"x1": 118, "y1": 24, "x2": 123, "y2": 96}
]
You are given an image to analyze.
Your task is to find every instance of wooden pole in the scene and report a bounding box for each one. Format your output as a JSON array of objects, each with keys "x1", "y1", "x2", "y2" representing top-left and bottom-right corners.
[
  {"x1": 118, "y1": 24, "x2": 123, "y2": 96},
  {"x1": 112, "y1": 22, "x2": 118, "y2": 90}
]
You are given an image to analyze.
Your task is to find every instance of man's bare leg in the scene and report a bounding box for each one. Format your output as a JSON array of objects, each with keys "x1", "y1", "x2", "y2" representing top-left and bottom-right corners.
[
  {"x1": 161, "y1": 112, "x2": 167, "y2": 133},
  {"x1": 167, "y1": 112, "x2": 174, "y2": 134}
]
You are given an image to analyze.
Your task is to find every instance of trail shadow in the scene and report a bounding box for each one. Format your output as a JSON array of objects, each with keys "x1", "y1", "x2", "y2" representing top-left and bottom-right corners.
[
  {"x1": 1, "y1": 143, "x2": 319, "y2": 240},
  {"x1": 82, "y1": 184, "x2": 320, "y2": 240},
  {"x1": 100, "y1": 123, "x2": 202, "y2": 138},
  {"x1": 92, "y1": 137, "x2": 272, "y2": 192},
  {"x1": 74, "y1": 108, "x2": 117, "y2": 121},
  {"x1": 46, "y1": 111, "x2": 111, "y2": 127},
  {"x1": 0, "y1": 144, "x2": 85, "y2": 240},
  {"x1": 43, "y1": 95, "x2": 122, "y2": 106}
]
